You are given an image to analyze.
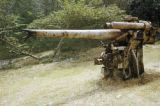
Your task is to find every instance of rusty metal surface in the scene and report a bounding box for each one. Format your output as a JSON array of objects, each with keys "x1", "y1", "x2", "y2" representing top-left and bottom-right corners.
[
  {"x1": 106, "y1": 22, "x2": 151, "y2": 30},
  {"x1": 22, "y1": 18, "x2": 159, "y2": 80},
  {"x1": 25, "y1": 29, "x2": 124, "y2": 40}
]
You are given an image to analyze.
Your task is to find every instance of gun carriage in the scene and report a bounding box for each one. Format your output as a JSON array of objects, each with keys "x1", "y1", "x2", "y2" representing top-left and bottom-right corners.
[{"x1": 24, "y1": 17, "x2": 159, "y2": 80}]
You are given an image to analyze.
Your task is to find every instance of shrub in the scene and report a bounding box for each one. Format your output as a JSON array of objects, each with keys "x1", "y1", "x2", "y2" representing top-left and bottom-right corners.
[
  {"x1": 27, "y1": 2, "x2": 126, "y2": 55},
  {"x1": 28, "y1": 3, "x2": 126, "y2": 29}
]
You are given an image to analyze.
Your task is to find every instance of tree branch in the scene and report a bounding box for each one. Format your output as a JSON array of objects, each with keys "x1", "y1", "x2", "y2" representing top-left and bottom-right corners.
[{"x1": 0, "y1": 37, "x2": 40, "y2": 60}]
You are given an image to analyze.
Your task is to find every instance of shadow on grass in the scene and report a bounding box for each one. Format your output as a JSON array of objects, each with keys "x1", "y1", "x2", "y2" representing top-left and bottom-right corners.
[
  {"x1": 96, "y1": 70, "x2": 160, "y2": 92},
  {"x1": 54, "y1": 70, "x2": 160, "y2": 105}
]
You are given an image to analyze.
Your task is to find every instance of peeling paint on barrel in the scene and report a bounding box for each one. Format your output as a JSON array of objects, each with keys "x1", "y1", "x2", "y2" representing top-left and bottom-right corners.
[{"x1": 28, "y1": 29, "x2": 124, "y2": 40}]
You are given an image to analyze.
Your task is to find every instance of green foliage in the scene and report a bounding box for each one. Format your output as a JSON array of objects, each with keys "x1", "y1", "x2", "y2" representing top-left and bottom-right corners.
[
  {"x1": 0, "y1": 9, "x2": 30, "y2": 59},
  {"x1": 28, "y1": 3, "x2": 126, "y2": 29},
  {"x1": 0, "y1": 0, "x2": 160, "y2": 61},
  {"x1": 27, "y1": 2, "x2": 126, "y2": 55},
  {"x1": 0, "y1": 0, "x2": 130, "y2": 60},
  {"x1": 129, "y1": 0, "x2": 160, "y2": 26},
  {"x1": 40, "y1": 0, "x2": 62, "y2": 15},
  {"x1": 0, "y1": 12, "x2": 16, "y2": 29}
]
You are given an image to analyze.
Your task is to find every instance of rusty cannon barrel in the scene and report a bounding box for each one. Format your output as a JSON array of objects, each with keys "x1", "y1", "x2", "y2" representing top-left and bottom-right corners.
[{"x1": 23, "y1": 29, "x2": 125, "y2": 40}]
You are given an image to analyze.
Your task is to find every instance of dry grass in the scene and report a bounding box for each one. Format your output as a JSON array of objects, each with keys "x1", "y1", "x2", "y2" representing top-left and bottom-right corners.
[{"x1": 0, "y1": 45, "x2": 160, "y2": 106}]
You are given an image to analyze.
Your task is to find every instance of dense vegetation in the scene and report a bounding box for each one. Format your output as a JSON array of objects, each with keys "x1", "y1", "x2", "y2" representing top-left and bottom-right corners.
[
  {"x1": 129, "y1": 0, "x2": 160, "y2": 26},
  {"x1": 0, "y1": 0, "x2": 160, "y2": 60}
]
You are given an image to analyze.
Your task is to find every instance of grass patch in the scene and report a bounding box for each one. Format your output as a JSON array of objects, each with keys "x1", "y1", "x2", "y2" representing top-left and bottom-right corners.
[{"x1": 34, "y1": 63, "x2": 86, "y2": 79}]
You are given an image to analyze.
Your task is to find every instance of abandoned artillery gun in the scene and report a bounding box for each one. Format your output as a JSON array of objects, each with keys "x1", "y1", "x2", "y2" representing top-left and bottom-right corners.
[{"x1": 23, "y1": 17, "x2": 160, "y2": 80}]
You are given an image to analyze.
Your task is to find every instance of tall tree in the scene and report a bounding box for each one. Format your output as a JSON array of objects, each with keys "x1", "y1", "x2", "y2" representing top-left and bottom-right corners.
[
  {"x1": 129, "y1": 0, "x2": 160, "y2": 25},
  {"x1": 39, "y1": 0, "x2": 62, "y2": 15},
  {"x1": 99, "y1": 0, "x2": 133, "y2": 9}
]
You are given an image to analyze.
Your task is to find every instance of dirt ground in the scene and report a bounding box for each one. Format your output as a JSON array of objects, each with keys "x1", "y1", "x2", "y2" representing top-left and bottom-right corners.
[{"x1": 0, "y1": 45, "x2": 160, "y2": 106}]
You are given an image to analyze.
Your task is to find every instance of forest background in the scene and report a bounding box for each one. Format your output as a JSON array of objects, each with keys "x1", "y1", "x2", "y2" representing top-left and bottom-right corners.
[{"x1": 0, "y1": 0, "x2": 160, "y2": 60}]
